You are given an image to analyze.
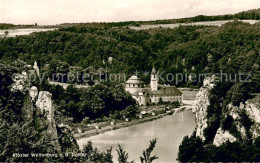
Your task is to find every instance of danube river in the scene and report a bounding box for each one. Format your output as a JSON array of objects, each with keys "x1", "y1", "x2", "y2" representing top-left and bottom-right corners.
[
  {"x1": 0, "y1": 28, "x2": 56, "y2": 37},
  {"x1": 77, "y1": 111, "x2": 195, "y2": 162}
]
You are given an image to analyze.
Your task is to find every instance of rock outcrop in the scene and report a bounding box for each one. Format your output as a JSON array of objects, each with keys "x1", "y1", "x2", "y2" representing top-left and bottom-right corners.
[
  {"x1": 228, "y1": 103, "x2": 247, "y2": 140},
  {"x1": 10, "y1": 64, "x2": 62, "y2": 151},
  {"x1": 11, "y1": 72, "x2": 27, "y2": 93},
  {"x1": 244, "y1": 102, "x2": 260, "y2": 140},
  {"x1": 193, "y1": 77, "x2": 215, "y2": 141},
  {"x1": 212, "y1": 101, "x2": 260, "y2": 146},
  {"x1": 29, "y1": 86, "x2": 38, "y2": 102},
  {"x1": 213, "y1": 128, "x2": 237, "y2": 147},
  {"x1": 35, "y1": 91, "x2": 61, "y2": 153},
  {"x1": 36, "y1": 91, "x2": 57, "y2": 131},
  {"x1": 33, "y1": 61, "x2": 40, "y2": 76},
  {"x1": 36, "y1": 91, "x2": 55, "y2": 124},
  {"x1": 194, "y1": 75, "x2": 260, "y2": 146},
  {"x1": 2, "y1": 61, "x2": 80, "y2": 159}
]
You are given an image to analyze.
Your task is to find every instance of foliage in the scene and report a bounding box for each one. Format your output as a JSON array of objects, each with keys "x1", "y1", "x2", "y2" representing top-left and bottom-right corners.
[
  {"x1": 140, "y1": 139, "x2": 158, "y2": 163},
  {"x1": 4, "y1": 31, "x2": 9, "y2": 36},
  {"x1": 238, "y1": 109, "x2": 254, "y2": 139},
  {"x1": 0, "y1": 121, "x2": 58, "y2": 162},
  {"x1": 120, "y1": 105, "x2": 140, "y2": 119},
  {"x1": 0, "y1": 64, "x2": 23, "y2": 123},
  {"x1": 1, "y1": 21, "x2": 259, "y2": 88},
  {"x1": 168, "y1": 101, "x2": 181, "y2": 108},
  {"x1": 158, "y1": 97, "x2": 163, "y2": 105},
  {"x1": 116, "y1": 144, "x2": 133, "y2": 163},
  {"x1": 0, "y1": 23, "x2": 35, "y2": 29},
  {"x1": 0, "y1": 63, "x2": 137, "y2": 162},
  {"x1": 39, "y1": 83, "x2": 136, "y2": 122},
  {"x1": 177, "y1": 133, "x2": 204, "y2": 162},
  {"x1": 82, "y1": 141, "x2": 113, "y2": 162},
  {"x1": 1, "y1": 10, "x2": 260, "y2": 162},
  {"x1": 81, "y1": 140, "x2": 158, "y2": 163},
  {"x1": 227, "y1": 82, "x2": 252, "y2": 106},
  {"x1": 178, "y1": 134, "x2": 260, "y2": 162}
]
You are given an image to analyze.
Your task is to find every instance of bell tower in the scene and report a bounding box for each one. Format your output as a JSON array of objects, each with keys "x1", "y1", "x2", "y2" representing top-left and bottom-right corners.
[{"x1": 150, "y1": 66, "x2": 158, "y2": 91}]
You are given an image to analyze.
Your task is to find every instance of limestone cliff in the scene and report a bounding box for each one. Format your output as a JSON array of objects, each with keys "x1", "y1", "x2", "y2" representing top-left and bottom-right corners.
[
  {"x1": 11, "y1": 72, "x2": 28, "y2": 93},
  {"x1": 193, "y1": 76, "x2": 260, "y2": 147},
  {"x1": 213, "y1": 128, "x2": 237, "y2": 147},
  {"x1": 213, "y1": 101, "x2": 260, "y2": 146},
  {"x1": 192, "y1": 77, "x2": 215, "y2": 141},
  {"x1": 8, "y1": 63, "x2": 78, "y2": 154},
  {"x1": 36, "y1": 91, "x2": 55, "y2": 126},
  {"x1": 35, "y1": 91, "x2": 61, "y2": 152}
]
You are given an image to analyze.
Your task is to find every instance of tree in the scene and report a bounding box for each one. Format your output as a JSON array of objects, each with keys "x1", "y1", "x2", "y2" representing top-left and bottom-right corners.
[
  {"x1": 140, "y1": 139, "x2": 158, "y2": 163},
  {"x1": 0, "y1": 121, "x2": 59, "y2": 162},
  {"x1": 82, "y1": 141, "x2": 113, "y2": 162},
  {"x1": 124, "y1": 105, "x2": 139, "y2": 118},
  {"x1": 227, "y1": 82, "x2": 250, "y2": 106},
  {"x1": 117, "y1": 144, "x2": 133, "y2": 163},
  {"x1": 4, "y1": 31, "x2": 9, "y2": 36},
  {"x1": 177, "y1": 135, "x2": 204, "y2": 162},
  {"x1": 158, "y1": 97, "x2": 163, "y2": 105}
]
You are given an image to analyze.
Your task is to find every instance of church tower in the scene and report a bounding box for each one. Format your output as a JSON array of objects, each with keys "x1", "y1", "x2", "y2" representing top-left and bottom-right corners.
[{"x1": 150, "y1": 66, "x2": 158, "y2": 91}]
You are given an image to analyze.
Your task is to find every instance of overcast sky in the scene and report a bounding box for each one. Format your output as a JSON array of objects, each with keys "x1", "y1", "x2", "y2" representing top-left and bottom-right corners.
[{"x1": 0, "y1": 0, "x2": 259, "y2": 25}]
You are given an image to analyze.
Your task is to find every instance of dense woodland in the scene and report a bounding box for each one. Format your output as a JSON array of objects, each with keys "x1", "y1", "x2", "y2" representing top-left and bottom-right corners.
[
  {"x1": 42, "y1": 82, "x2": 138, "y2": 122},
  {"x1": 0, "y1": 20, "x2": 260, "y2": 86},
  {"x1": 0, "y1": 9, "x2": 260, "y2": 161}
]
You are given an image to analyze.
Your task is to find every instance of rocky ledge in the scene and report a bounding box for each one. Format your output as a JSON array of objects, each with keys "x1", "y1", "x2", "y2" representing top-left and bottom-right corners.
[{"x1": 193, "y1": 76, "x2": 260, "y2": 146}]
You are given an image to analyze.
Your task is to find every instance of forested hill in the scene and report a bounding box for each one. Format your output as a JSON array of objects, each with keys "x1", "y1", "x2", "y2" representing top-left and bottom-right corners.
[
  {"x1": 0, "y1": 20, "x2": 259, "y2": 87},
  {"x1": 176, "y1": 23, "x2": 260, "y2": 162},
  {"x1": 0, "y1": 10, "x2": 260, "y2": 162}
]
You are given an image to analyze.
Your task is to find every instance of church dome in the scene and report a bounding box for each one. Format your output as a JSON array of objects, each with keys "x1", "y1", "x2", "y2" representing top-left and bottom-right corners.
[{"x1": 126, "y1": 75, "x2": 143, "y2": 84}]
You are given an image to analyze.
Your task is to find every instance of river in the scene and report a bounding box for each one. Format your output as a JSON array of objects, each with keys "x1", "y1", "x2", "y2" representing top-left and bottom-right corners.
[
  {"x1": 129, "y1": 20, "x2": 260, "y2": 30},
  {"x1": 0, "y1": 28, "x2": 56, "y2": 37},
  {"x1": 77, "y1": 111, "x2": 195, "y2": 162}
]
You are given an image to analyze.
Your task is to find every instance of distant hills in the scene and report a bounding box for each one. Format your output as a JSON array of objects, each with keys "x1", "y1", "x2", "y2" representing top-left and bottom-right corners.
[{"x1": 0, "y1": 8, "x2": 260, "y2": 29}]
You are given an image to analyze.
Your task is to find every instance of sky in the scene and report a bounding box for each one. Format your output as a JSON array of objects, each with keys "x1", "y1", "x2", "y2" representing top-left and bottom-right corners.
[{"x1": 0, "y1": 0, "x2": 259, "y2": 25}]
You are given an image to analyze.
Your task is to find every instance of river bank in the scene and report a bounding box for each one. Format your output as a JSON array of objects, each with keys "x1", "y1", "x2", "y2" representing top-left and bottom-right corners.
[
  {"x1": 77, "y1": 110, "x2": 196, "y2": 162},
  {"x1": 74, "y1": 89, "x2": 198, "y2": 140},
  {"x1": 74, "y1": 105, "x2": 193, "y2": 140}
]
